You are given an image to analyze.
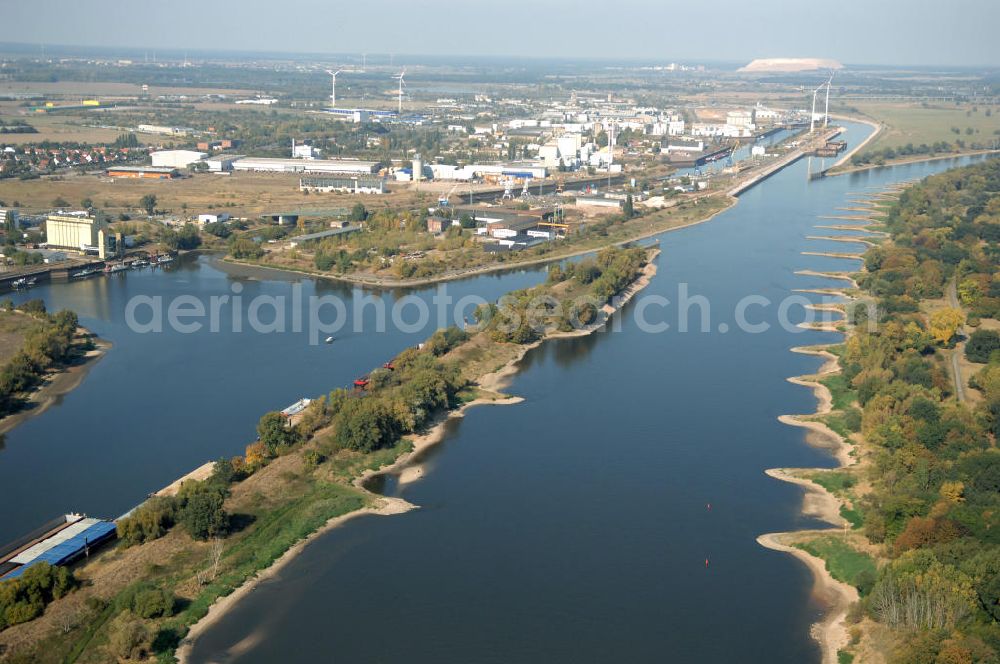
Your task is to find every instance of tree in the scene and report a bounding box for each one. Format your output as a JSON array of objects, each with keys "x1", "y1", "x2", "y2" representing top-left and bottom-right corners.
[
  {"x1": 176, "y1": 481, "x2": 229, "y2": 540},
  {"x1": 349, "y1": 202, "x2": 367, "y2": 222},
  {"x1": 965, "y1": 329, "x2": 1000, "y2": 363},
  {"x1": 140, "y1": 194, "x2": 157, "y2": 216},
  {"x1": 230, "y1": 238, "x2": 264, "y2": 260},
  {"x1": 244, "y1": 441, "x2": 268, "y2": 469},
  {"x1": 256, "y1": 411, "x2": 298, "y2": 454},
  {"x1": 623, "y1": 194, "x2": 634, "y2": 218},
  {"x1": 203, "y1": 222, "x2": 231, "y2": 239},
  {"x1": 331, "y1": 397, "x2": 403, "y2": 452},
  {"x1": 928, "y1": 308, "x2": 964, "y2": 345}
]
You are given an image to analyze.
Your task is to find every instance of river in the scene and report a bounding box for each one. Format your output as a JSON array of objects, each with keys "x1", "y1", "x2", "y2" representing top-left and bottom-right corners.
[{"x1": 5, "y1": 124, "x2": 987, "y2": 662}]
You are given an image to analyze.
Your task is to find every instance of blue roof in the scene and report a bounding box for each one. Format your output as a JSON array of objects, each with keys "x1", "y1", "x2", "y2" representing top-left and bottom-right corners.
[{"x1": 1, "y1": 521, "x2": 116, "y2": 580}]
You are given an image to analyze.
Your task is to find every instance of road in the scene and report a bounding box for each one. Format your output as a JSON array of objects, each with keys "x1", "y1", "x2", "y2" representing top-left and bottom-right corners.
[{"x1": 947, "y1": 278, "x2": 967, "y2": 402}]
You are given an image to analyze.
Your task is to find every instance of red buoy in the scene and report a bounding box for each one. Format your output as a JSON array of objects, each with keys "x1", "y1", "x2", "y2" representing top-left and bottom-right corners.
[{"x1": 705, "y1": 558, "x2": 710, "y2": 568}]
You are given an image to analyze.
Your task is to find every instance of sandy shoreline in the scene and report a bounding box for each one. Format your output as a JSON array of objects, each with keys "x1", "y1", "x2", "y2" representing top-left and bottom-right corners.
[
  {"x1": 175, "y1": 496, "x2": 415, "y2": 663},
  {"x1": 761, "y1": 222, "x2": 871, "y2": 661},
  {"x1": 0, "y1": 332, "x2": 109, "y2": 437},
  {"x1": 757, "y1": 531, "x2": 860, "y2": 664},
  {"x1": 764, "y1": 469, "x2": 846, "y2": 528},
  {"x1": 177, "y1": 251, "x2": 661, "y2": 660}
]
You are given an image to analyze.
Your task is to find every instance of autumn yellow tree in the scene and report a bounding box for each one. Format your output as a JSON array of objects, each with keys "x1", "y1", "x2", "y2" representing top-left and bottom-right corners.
[
  {"x1": 244, "y1": 441, "x2": 268, "y2": 469},
  {"x1": 928, "y1": 308, "x2": 964, "y2": 345}
]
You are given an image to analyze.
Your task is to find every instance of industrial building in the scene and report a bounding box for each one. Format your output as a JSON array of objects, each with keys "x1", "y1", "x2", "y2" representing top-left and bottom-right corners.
[
  {"x1": 726, "y1": 110, "x2": 756, "y2": 130},
  {"x1": 44, "y1": 213, "x2": 109, "y2": 258},
  {"x1": 426, "y1": 216, "x2": 458, "y2": 234},
  {"x1": 0, "y1": 208, "x2": 18, "y2": 231},
  {"x1": 232, "y1": 157, "x2": 379, "y2": 175},
  {"x1": 196, "y1": 139, "x2": 241, "y2": 151},
  {"x1": 482, "y1": 217, "x2": 541, "y2": 239},
  {"x1": 425, "y1": 162, "x2": 548, "y2": 182},
  {"x1": 150, "y1": 149, "x2": 208, "y2": 169},
  {"x1": 665, "y1": 138, "x2": 706, "y2": 154},
  {"x1": 322, "y1": 107, "x2": 396, "y2": 123},
  {"x1": 136, "y1": 124, "x2": 192, "y2": 136},
  {"x1": 107, "y1": 166, "x2": 178, "y2": 179},
  {"x1": 204, "y1": 154, "x2": 244, "y2": 173},
  {"x1": 197, "y1": 213, "x2": 230, "y2": 226},
  {"x1": 299, "y1": 176, "x2": 386, "y2": 194},
  {"x1": 0, "y1": 515, "x2": 117, "y2": 580}
]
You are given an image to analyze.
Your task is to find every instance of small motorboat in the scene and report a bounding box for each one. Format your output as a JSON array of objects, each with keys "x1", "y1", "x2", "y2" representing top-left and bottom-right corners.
[{"x1": 325, "y1": 336, "x2": 335, "y2": 344}]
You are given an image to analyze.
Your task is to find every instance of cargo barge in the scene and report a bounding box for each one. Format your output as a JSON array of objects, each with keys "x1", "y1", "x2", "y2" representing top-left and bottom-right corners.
[
  {"x1": 667, "y1": 144, "x2": 735, "y2": 168},
  {"x1": 0, "y1": 514, "x2": 117, "y2": 580}
]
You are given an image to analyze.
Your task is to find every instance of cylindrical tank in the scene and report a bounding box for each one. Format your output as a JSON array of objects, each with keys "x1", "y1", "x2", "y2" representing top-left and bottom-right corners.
[{"x1": 412, "y1": 154, "x2": 423, "y2": 182}]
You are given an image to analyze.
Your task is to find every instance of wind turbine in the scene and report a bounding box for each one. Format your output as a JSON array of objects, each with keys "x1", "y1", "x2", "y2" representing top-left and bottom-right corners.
[
  {"x1": 823, "y1": 73, "x2": 834, "y2": 128},
  {"x1": 809, "y1": 82, "x2": 824, "y2": 133},
  {"x1": 810, "y1": 72, "x2": 835, "y2": 133},
  {"x1": 326, "y1": 69, "x2": 343, "y2": 108},
  {"x1": 394, "y1": 70, "x2": 406, "y2": 114}
]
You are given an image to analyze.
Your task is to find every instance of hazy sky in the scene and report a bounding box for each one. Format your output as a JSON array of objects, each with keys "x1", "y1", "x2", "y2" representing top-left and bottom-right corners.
[{"x1": 5, "y1": 0, "x2": 998, "y2": 66}]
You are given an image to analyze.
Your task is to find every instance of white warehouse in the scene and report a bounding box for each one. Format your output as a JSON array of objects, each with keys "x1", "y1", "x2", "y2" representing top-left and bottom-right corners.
[
  {"x1": 150, "y1": 150, "x2": 208, "y2": 169},
  {"x1": 232, "y1": 158, "x2": 379, "y2": 175}
]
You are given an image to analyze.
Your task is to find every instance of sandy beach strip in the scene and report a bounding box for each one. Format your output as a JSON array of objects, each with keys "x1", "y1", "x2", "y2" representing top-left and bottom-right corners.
[
  {"x1": 757, "y1": 531, "x2": 859, "y2": 664},
  {"x1": 764, "y1": 469, "x2": 847, "y2": 527},
  {"x1": 0, "y1": 333, "x2": 110, "y2": 437},
  {"x1": 760, "y1": 222, "x2": 876, "y2": 662}
]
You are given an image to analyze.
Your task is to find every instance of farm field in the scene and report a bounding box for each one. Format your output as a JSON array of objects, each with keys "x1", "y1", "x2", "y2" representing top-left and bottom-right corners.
[
  {"x1": 851, "y1": 101, "x2": 1000, "y2": 152},
  {"x1": 0, "y1": 169, "x2": 416, "y2": 217}
]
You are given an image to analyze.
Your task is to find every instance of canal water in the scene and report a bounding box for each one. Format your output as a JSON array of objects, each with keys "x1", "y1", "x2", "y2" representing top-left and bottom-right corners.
[
  {"x1": 2, "y1": 259, "x2": 548, "y2": 541},
  {"x1": 4, "y1": 123, "x2": 986, "y2": 661}
]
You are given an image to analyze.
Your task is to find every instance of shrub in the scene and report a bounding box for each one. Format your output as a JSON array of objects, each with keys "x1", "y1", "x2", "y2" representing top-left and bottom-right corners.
[
  {"x1": 130, "y1": 587, "x2": 175, "y2": 619},
  {"x1": 116, "y1": 496, "x2": 176, "y2": 546},
  {"x1": 107, "y1": 611, "x2": 149, "y2": 660}
]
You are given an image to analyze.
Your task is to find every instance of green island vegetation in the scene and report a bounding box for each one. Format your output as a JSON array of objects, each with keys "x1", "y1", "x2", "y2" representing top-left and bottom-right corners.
[
  {"x1": 0, "y1": 299, "x2": 90, "y2": 420},
  {"x1": 794, "y1": 535, "x2": 878, "y2": 595},
  {"x1": 844, "y1": 101, "x2": 1000, "y2": 169},
  {"x1": 225, "y1": 194, "x2": 717, "y2": 284},
  {"x1": 797, "y1": 158, "x2": 1000, "y2": 663},
  {"x1": 0, "y1": 245, "x2": 653, "y2": 663}
]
